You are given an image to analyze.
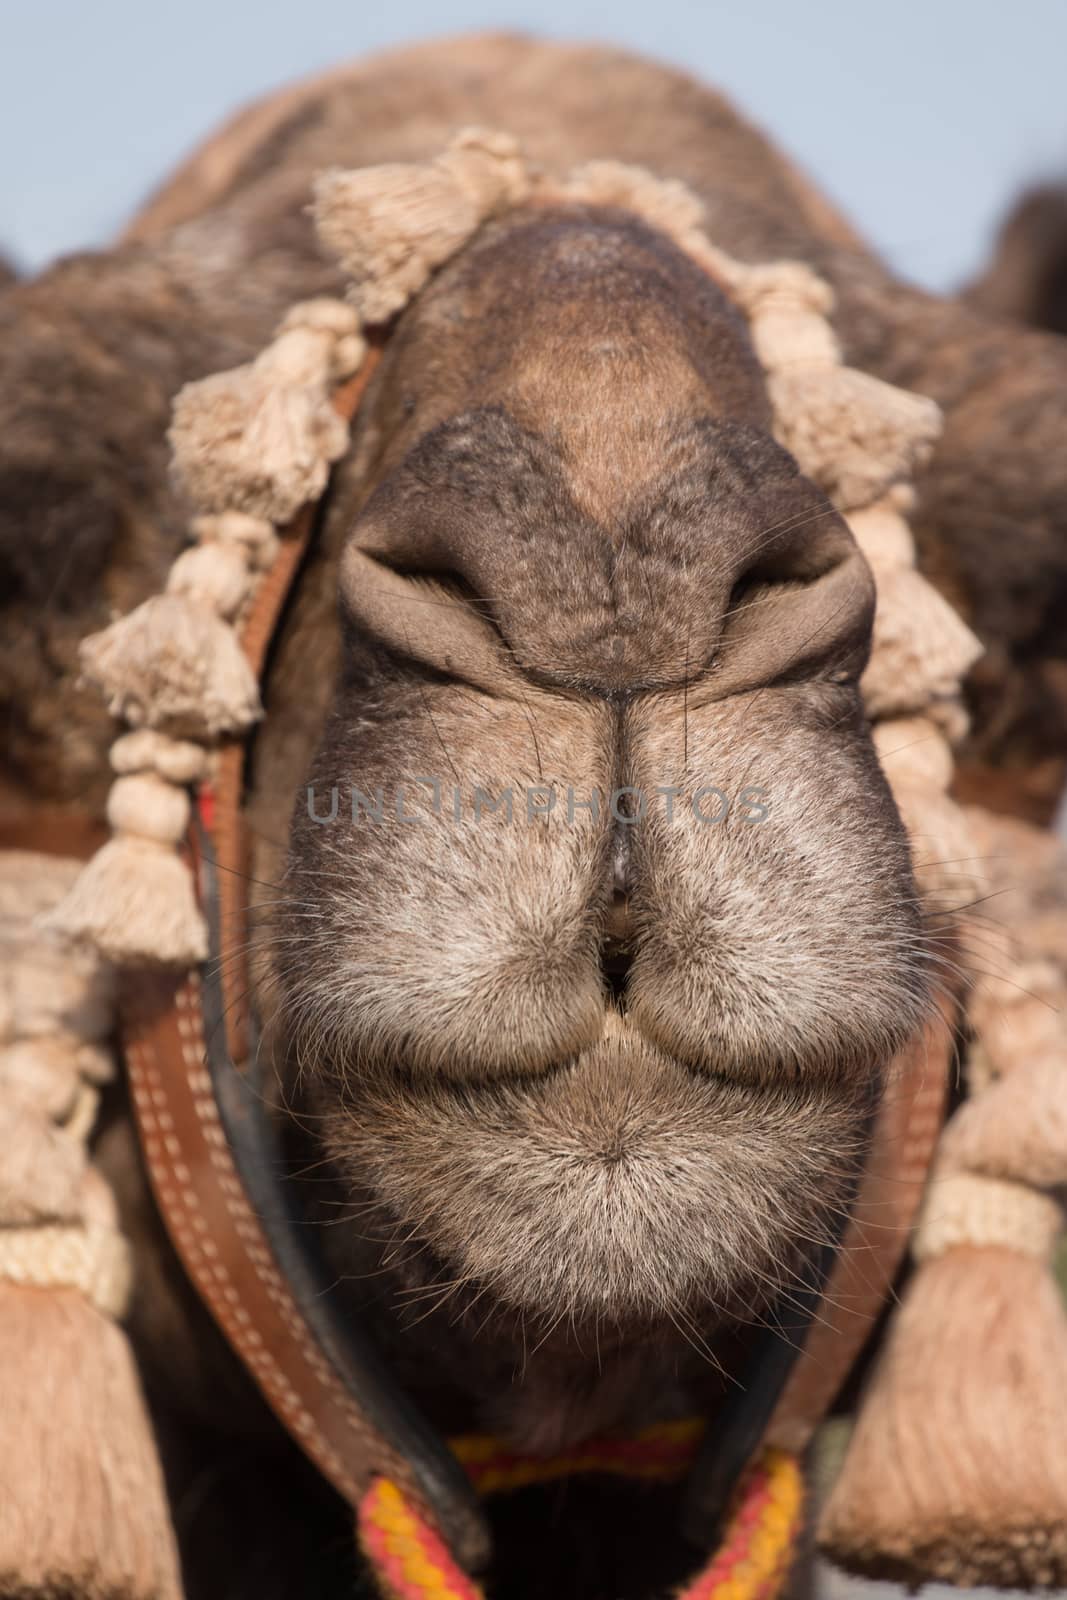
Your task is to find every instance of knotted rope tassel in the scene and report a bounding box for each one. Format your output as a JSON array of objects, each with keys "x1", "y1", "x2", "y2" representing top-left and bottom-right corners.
[
  {"x1": 45, "y1": 300, "x2": 366, "y2": 968},
  {"x1": 0, "y1": 852, "x2": 182, "y2": 1600}
]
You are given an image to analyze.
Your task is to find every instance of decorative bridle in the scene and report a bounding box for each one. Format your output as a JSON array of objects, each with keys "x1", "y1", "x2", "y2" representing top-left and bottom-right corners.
[
  {"x1": 32, "y1": 129, "x2": 1065, "y2": 1596},
  {"x1": 102, "y1": 334, "x2": 952, "y2": 1597}
]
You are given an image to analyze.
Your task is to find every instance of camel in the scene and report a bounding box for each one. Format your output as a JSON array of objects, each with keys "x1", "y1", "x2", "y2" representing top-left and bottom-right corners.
[{"x1": 1, "y1": 35, "x2": 1066, "y2": 1600}]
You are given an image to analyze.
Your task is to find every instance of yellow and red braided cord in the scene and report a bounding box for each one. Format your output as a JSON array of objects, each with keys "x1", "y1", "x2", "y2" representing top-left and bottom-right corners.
[
  {"x1": 359, "y1": 1478, "x2": 484, "y2": 1600},
  {"x1": 358, "y1": 1424, "x2": 803, "y2": 1600},
  {"x1": 680, "y1": 1449, "x2": 803, "y2": 1600},
  {"x1": 451, "y1": 1416, "x2": 706, "y2": 1495}
]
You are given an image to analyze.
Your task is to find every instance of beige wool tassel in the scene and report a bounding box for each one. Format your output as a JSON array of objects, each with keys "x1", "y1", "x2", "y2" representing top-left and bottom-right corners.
[
  {"x1": 50, "y1": 296, "x2": 365, "y2": 971},
  {"x1": 44, "y1": 835, "x2": 207, "y2": 968},
  {"x1": 769, "y1": 366, "x2": 943, "y2": 513},
  {"x1": 817, "y1": 1197, "x2": 1067, "y2": 1587},
  {"x1": 0, "y1": 854, "x2": 183, "y2": 1600},
  {"x1": 819, "y1": 901, "x2": 1067, "y2": 1587},
  {"x1": 77, "y1": 592, "x2": 261, "y2": 739},
  {"x1": 0, "y1": 1279, "x2": 184, "y2": 1600},
  {"x1": 46, "y1": 533, "x2": 260, "y2": 968},
  {"x1": 109, "y1": 729, "x2": 209, "y2": 786},
  {"x1": 861, "y1": 567, "x2": 984, "y2": 721},
  {"x1": 44, "y1": 769, "x2": 207, "y2": 968},
  {"x1": 313, "y1": 127, "x2": 531, "y2": 323},
  {"x1": 851, "y1": 494, "x2": 983, "y2": 727},
  {"x1": 192, "y1": 509, "x2": 280, "y2": 571},
  {"x1": 559, "y1": 159, "x2": 709, "y2": 243},
  {"x1": 170, "y1": 298, "x2": 364, "y2": 522}
]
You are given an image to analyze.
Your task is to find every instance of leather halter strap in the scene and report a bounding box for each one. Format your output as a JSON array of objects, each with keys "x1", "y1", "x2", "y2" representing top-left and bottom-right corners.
[
  {"x1": 117, "y1": 343, "x2": 954, "y2": 1577},
  {"x1": 683, "y1": 996, "x2": 951, "y2": 1539},
  {"x1": 0, "y1": 814, "x2": 108, "y2": 859},
  {"x1": 120, "y1": 346, "x2": 488, "y2": 1572}
]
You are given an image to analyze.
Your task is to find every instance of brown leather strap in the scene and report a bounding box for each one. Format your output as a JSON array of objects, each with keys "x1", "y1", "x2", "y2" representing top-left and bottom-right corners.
[
  {"x1": 120, "y1": 343, "x2": 487, "y2": 1556},
  {"x1": 211, "y1": 353, "x2": 383, "y2": 1066},
  {"x1": 682, "y1": 991, "x2": 954, "y2": 1538},
  {"x1": 123, "y1": 968, "x2": 417, "y2": 1507},
  {"x1": 764, "y1": 992, "x2": 953, "y2": 1452},
  {"x1": 0, "y1": 812, "x2": 108, "y2": 860}
]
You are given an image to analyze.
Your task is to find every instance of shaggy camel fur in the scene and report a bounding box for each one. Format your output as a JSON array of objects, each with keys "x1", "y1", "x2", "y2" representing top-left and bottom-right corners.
[
  {"x1": 1, "y1": 34, "x2": 1066, "y2": 1600},
  {"x1": 966, "y1": 181, "x2": 1067, "y2": 335}
]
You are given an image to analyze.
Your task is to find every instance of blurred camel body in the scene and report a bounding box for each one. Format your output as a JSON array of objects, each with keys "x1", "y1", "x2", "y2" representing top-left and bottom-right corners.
[{"x1": 966, "y1": 180, "x2": 1067, "y2": 336}]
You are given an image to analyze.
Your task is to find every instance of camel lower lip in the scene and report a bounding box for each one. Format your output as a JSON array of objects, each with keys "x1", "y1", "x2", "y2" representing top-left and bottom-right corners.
[
  {"x1": 365, "y1": 1002, "x2": 863, "y2": 1101},
  {"x1": 325, "y1": 1026, "x2": 868, "y2": 1331}
]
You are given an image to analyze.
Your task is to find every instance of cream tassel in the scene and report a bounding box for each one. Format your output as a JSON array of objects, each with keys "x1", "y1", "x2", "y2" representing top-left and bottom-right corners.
[
  {"x1": 820, "y1": 895, "x2": 1067, "y2": 1587},
  {"x1": 0, "y1": 1035, "x2": 92, "y2": 1122},
  {"x1": 193, "y1": 510, "x2": 280, "y2": 570},
  {"x1": 169, "y1": 299, "x2": 364, "y2": 522},
  {"x1": 50, "y1": 296, "x2": 366, "y2": 970},
  {"x1": 559, "y1": 159, "x2": 709, "y2": 241},
  {"x1": 0, "y1": 1100, "x2": 87, "y2": 1226},
  {"x1": 770, "y1": 366, "x2": 943, "y2": 513},
  {"x1": 0, "y1": 1280, "x2": 184, "y2": 1600},
  {"x1": 0, "y1": 1165, "x2": 131, "y2": 1318},
  {"x1": 939, "y1": 1054, "x2": 1067, "y2": 1192},
  {"x1": 313, "y1": 127, "x2": 530, "y2": 323},
  {"x1": 818, "y1": 1212, "x2": 1067, "y2": 1587},
  {"x1": 109, "y1": 729, "x2": 209, "y2": 785},
  {"x1": 78, "y1": 592, "x2": 260, "y2": 738},
  {"x1": 42, "y1": 837, "x2": 206, "y2": 968},
  {"x1": 44, "y1": 776, "x2": 206, "y2": 967},
  {"x1": 53, "y1": 731, "x2": 215, "y2": 966},
  {"x1": 166, "y1": 539, "x2": 252, "y2": 619},
  {"x1": 870, "y1": 714, "x2": 954, "y2": 794},
  {"x1": 0, "y1": 854, "x2": 183, "y2": 1600},
  {"x1": 851, "y1": 495, "x2": 979, "y2": 729},
  {"x1": 861, "y1": 567, "x2": 983, "y2": 721}
]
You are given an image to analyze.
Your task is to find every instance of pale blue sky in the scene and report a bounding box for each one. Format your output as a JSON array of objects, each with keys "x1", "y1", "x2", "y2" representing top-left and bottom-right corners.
[{"x1": 3, "y1": 0, "x2": 1066, "y2": 292}]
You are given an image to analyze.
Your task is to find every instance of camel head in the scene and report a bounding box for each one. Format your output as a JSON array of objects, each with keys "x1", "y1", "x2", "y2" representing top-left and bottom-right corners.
[{"x1": 270, "y1": 197, "x2": 930, "y2": 1445}]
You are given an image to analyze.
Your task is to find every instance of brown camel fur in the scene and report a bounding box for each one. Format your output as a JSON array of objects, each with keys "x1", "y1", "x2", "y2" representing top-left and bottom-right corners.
[{"x1": 966, "y1": 180, "x2": 1067, "y2": 336}]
